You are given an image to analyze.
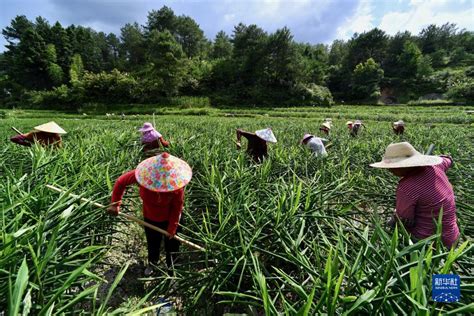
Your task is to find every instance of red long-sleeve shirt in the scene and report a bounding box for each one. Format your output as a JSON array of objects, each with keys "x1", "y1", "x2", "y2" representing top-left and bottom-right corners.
[
  {"x1": 10, "y1": 132, "x2": 62, "y2": 147},
  {"x1": 111, "y1": 170, "x2": 184, "y2": 235}
]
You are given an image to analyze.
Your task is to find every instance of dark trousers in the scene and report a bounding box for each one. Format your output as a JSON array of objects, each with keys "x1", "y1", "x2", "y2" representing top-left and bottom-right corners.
[{"x1": 144, "y1": 218, "x2": 181, "y2": 267}]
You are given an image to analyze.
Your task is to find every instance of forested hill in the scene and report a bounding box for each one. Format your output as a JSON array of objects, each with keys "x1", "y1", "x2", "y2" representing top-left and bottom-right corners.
[{"x1": 1, "y1": 6, "x2": 473, "y2": 108}]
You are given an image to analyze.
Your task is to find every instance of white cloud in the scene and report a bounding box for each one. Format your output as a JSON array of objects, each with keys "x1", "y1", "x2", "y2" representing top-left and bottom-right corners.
[
  {"x1": 379, "y1": 0, "x2": 474, "y2": 36},
  {"x1": 336, "y1": 0, "x2": 374, "y2": 39}
]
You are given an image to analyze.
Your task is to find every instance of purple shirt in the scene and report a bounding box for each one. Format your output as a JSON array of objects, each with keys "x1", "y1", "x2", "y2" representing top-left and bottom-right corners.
[{"x1": 396, "y1": 157, "x2": 459, "y2": 247}]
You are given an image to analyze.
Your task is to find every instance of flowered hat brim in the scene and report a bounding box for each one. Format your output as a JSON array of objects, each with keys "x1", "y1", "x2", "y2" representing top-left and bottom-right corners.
[{"x1": 136, "y1": 154, "x2": 192, "y2": 192}]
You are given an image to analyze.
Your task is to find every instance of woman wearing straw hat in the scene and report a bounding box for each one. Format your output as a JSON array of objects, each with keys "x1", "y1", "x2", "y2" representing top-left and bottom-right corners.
[
  {"x1": 393, "y1": 120, "x2": 405, "y2": 135},
  {"x1": 236, "y1": 128, "x2": 277, "y2": 162},
  {"x1": 319, "y1": 121, "x2": 332, "y2": 136},
  {"x1": 347, "y1": 120, "x2": 364, "y2": 137},
  {"x1": 139, "y1": 122, "x2": 169, "y2": 152},
  {"x1": 108, "y1": 153, "x2": 192, "y2": 275},
  {"x1": 370, "y1": 142, "x2": 459, "y2": 248},
  {"x1": 10, "y1": 121, "x2": 66, "y2": 147},
  {"x1": 301, "y1": 134, "x2": 328, "y2": 157}
]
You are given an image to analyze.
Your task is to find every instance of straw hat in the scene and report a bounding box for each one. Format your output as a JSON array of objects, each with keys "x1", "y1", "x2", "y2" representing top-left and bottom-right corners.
[
  {"x1": 320, "y1": 122, "x2": 331, "y2": 130},
  {"x1": 255, "y1": 128, "x2": 277, "y2": 143},
  {"x1": 370, "y1": 142, "x2": 442, "y2": 169},
  {"x1": 346, "y1": 121, "x2": 353, "y2": 125},
  {"x1": 139, "y1": 122, "x2": 155, "y2": 132},
  {"x1": 135, "y1": 153, "x2": 192, "y2": 192},
  {"x1": 393, "y1": 120, "x2": 405, "y2": 126},
  {"x1": 34, "y1": 121, "x2": 67, "y2": 134},
  {"x1": 301, "y1": 133, "x2": 313, "y2": 143}
]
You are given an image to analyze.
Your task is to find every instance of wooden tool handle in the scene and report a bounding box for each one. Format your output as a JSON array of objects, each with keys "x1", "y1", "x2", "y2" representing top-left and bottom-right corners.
[
  {"x1": 11, "y1": 127, "x2": 23, "y2": 135},
  {"x1": 46, "y1": 184, "x2": 205, "y2": 252}
]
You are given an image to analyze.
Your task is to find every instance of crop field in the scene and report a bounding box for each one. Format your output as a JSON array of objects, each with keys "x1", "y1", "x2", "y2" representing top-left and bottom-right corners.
[{"x1": 1, "y1": 106, "x2": 473, "y2": 315}]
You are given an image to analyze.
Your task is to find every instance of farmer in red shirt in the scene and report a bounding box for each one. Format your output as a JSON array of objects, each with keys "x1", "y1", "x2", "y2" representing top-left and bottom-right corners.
[
  {"x1": 108, "y1": 153, "x2": 192, "y2": 275},
  {"x1": 10, "y1": 121, "x2": 66, "y2": 147},
  {"x1": 371, "y1": 142, "x2": 459, "y2": 248},
  {"x1": 236, "y1": 128, "x2": 277, "y2": 162}
]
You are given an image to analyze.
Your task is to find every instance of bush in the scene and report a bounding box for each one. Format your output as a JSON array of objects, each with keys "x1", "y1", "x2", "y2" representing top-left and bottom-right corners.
[
  {"x1": 293, "y1": 83, "x2": 334, "y2": 106},
  {"x1": 80, "y1": 69, "x2": 139, "y2": 103},
  {"x1": 447, "y1": 77, "x2": 474, "y2": 102},
  {"x1": 26, "y1": 85, "x2": 77, "y2": 109}
]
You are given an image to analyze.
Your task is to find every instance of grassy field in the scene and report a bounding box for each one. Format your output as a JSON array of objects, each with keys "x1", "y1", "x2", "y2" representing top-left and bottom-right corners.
[{"x1": 1, "y1": 105, "x2": 473, "y2": 315}]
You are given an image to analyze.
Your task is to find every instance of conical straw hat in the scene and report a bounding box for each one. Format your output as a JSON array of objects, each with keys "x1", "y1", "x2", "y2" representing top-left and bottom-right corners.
[
  {"x1": 136, "y1": 153, "x2": 192, "y2": 192},
  {"x1": 393, "y1": 120, "x2": 405, "y2": 126},
  {"x1": 346, "y1": 121, "x2": 353, "y2": 125},
  {"x1": 321, "y1": 122, "x2": 331, "y2": 130},
  {"x1": 255, "y1": 128, "x2": 277, "y2": 143},
  {"x1": 34, "y1": 121, "x2": 67, "y2": 134},
  {"x1": 370, "y1": 142, "x2": 442, "y2": 169}
]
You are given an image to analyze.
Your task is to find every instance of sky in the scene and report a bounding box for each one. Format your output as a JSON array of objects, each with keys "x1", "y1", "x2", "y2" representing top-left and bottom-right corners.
[{"x1": 1, "y1": 0, "x2": 473, "y2": 51}]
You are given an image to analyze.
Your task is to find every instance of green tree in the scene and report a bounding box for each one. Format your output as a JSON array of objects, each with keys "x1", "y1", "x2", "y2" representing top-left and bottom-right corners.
[
  {"x1": 50, "y1": 22, "x2": 73, "y2": 77},
  {"x1": 347, "y1": 28, "x2": 389, "y2": 71},
  {"x1": 45, "y1": 44, "x2": 64, "y2": 85},
  {"x1": 120, "y1": 23, "x2": 146, "y2": 70},
  {"x1": 352, "y1": 58, "x2": 384, "y2": 101},
  {"x1": 69, "y1": 54, "x2": 84, "y2": 84},
  {"x1": 146, "y1": 30, "x2": 186, "y2": 97},
  {"x1": 211, "y1": 31, "x2": 233, "y2": 59},
  {"x1": 175, "y1": 16, "x2": 207, "y2": 57},
  {"x1": 146, "y1": 6, "x2": 177, "y2": 34}
]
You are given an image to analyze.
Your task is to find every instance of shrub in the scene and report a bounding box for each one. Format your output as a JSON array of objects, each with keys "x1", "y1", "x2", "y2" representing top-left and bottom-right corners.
[
  {"x1": 447, "y1": 77, "x2": 474, "y2": 102},
  {"x1": 293, "y1": 83, "x2": 334, "y2": 106},
  {"x1": 80, "y1": 69, "x2": 139, "y2": 103}
]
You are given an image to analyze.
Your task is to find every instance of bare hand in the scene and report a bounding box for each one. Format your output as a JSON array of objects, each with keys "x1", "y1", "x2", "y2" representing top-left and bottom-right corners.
[
  {"x1": 107, "y1": 205, "x2": 119, "y2": 216},
  {"x1": 236, "y1": 142, "x2": 242, "y2": 149}
]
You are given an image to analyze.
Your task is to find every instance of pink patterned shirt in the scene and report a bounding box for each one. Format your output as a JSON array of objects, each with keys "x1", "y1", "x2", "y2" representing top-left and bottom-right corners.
[{"x1": 396, "y1": 157, "x2": 459, "y2": 247}]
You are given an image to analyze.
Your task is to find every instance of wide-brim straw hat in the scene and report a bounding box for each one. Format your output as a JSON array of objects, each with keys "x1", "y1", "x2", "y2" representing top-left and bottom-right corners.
[
  {"x1": 370, "y1": 142, "x2": 442, "y2": 169},
  {"x1": 139, "y1": 122, "x2": 154, "y2": 132},
  {"x1": 346, "y1": 121, "x2": 353, "y2": 125},
  {"x1": 393, "y1": 120, "x2": 405, "y2": 126},
  {"x1": 136, "y1": 152, "x2": 192, "y2": 192},
  {"x1": 301, "y1": 133, "x2": 313, "y2": 143},
  {"x1": 320, "y1": 122, "x2": 331, "y2": 130},
  {"x1": 255, "y1": 128, "x2": 277, "y2": 143},
  {"x1": 34, "y1": 121, "x2": 67, "y2": 134}
]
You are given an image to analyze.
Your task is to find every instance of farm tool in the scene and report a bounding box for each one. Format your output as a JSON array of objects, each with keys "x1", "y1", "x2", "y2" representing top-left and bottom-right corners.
[
  {"x1": 46, "y1": 184, "x2": 206, "y2": 252},
  {"x1": 11, "y1": 126, "x2": 23, "y2": 135}
]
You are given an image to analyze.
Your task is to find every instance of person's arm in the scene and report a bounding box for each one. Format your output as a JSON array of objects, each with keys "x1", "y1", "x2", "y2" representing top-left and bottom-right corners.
[
  {"x1": 167, "y1": 189, "x2": 184, "y2": 237},
  {"x1": 438, "y1": 155, "x2": 453, "y2": 173},
  {"x1": 236, "y1": 129, "x2": 244, "y2": 149},
  {"x1": 159, "y1": 137, "x2": 170, "y2": 147},
  {"x1": 108, "y1": 170, "x2": 138, "y2": 215},
  {"x1": 10, "y1": 133, "x2": 33, "y2": 147}
]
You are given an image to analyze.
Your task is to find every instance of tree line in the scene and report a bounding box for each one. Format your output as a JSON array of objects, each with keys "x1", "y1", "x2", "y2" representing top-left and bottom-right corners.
[{"x1": 1, "y1": 6, "x2": 473, "y2": 108}]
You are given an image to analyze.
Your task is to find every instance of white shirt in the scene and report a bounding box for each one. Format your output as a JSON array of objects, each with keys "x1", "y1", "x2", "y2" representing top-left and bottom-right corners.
[{"x1": 306, "y1": 137, "x2": 328, "y2": 156}]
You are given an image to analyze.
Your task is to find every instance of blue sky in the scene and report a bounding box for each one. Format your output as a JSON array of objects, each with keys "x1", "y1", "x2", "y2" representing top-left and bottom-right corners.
[{"x1": 1, "y1": 0, "x2": 473, "y2": 51}]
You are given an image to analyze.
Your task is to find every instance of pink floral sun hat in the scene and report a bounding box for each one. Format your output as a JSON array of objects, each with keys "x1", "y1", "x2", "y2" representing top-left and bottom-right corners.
[{"x1": 135, "y1": 153, "x2": 192, "y2": 192}]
